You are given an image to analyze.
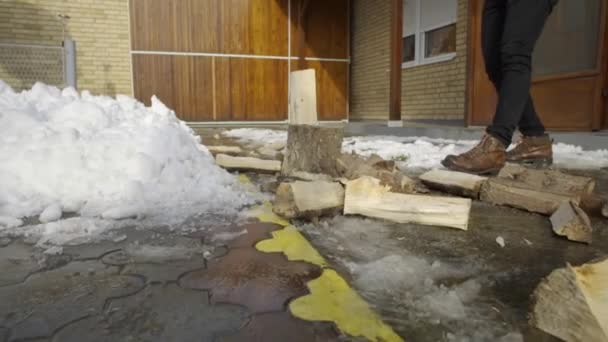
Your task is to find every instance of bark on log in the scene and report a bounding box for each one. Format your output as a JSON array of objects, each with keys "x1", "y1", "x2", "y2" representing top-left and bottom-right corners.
[
  {"x1": 215, "y1": 154, "x2": 281, "y2": 173},
  {"x1": 273, "y1": 181, "x2": 345, "y2": 219},
  {"x1": 344, "y1": 176, "x2": 471, "y2": 230},
  {"x1": 498, "y1": 164, "x2": 595, "y2": 198},
  {"x1": 530, "y1": 258, "x2": 608, "y2": 342},
  {"x1": 550, "y1": 201, "x2": 593, "y2": 244},
  {"x1": 281, "y1": 125, "x2": 343, "y2": 178},
  {"x1": 207, "y1": 145, "x2": 243, "y2": 155},
  {"x1": 337, "y1": 153, "x2": 417, "y2": 193},
  {"x1": 480, "y1": 178, "x2": 577, "y2": 215},
  {"x1": 581, "y1": 194, "x2": 608, "y2": 217},
  {"x1": 419, "y1": 169, "x2": 487, "y2": 198}
]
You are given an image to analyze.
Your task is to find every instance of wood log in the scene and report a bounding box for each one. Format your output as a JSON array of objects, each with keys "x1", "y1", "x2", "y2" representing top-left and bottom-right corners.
[
  {"x1": 215, "y1": 154, "x2": 281, "y2": 173},
  {"x1": 273, "y1": 181, "x2": 345, "y2": 219},
  {"x1": 344, "y1": 176, "x2": 471, "y2": 230},
  {"x1": 419, "y1": 169, "x2": 487, "y2": 198},
  {"x1": 581, "y1": 194, "x2": 608, "y2": 217},
  {"x1": 287, "y1": 171, "x2": 333, "y2": 182},
  {"x1": 550, "y1": 201, "x2": 593, "y2": 244},
  {"x1": 337, "y1": 153, "x2": 417, "y2": 193},
  {"x1": 530, "y1": 258, "x2": 608, "y2": 342},
  {"x1": 257, "y1": 147, "x2": 281, "y2": 160},
  {"x1": 289, "y1": 69, "x2": 318, "y2": 125},
  {"x1": 281, "y1": 125, "x2": 343, "y2": 178},
  {"x1": 207, "y1": 145, "x2": 243, "y2": 155},
  {"x1": 498, "y1": 164, "x2": 595, "y2": 198},
  {"x1": 480, "y1": 178, "x2": 577, "y2": 215}
]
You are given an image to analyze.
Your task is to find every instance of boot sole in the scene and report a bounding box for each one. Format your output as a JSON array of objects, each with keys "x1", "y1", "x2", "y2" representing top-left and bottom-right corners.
[
  {"x1": 441, "y1": 159, "x2": 503, "y2": 176},
  {"x1": 508, "y1": 157, "x2": 553, "y2": 169}
]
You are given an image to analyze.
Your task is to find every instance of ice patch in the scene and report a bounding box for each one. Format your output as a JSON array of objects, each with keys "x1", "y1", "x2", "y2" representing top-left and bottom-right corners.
[
  {"x1": 496, "y1": 236, "x2": 506, "y2": 248},
  {"x1": 0, "y1": 216, "x2": 23, "y2": 229},
  {"x1": 210, "y1": 229, "x2": 248, "y2": 243},
  {"x1": 299, "y1": 216, "x2": 519, "y2": 341}
]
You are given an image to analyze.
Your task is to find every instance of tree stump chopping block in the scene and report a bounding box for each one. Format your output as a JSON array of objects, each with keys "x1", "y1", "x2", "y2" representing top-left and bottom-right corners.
[{"x1": 281, "y1": 125, "x2": 344, "y2": 178}]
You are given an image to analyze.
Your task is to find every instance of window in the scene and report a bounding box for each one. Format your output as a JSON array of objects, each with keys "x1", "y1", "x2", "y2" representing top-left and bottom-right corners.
[{"x1": 402, "y1": 0, "x2": 457, "y2": 67}]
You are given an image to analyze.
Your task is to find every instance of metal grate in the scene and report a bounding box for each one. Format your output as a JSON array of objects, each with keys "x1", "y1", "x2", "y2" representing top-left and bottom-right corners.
[{"x1": 0, "y1": 43, "x2": 64, "y2": 91}]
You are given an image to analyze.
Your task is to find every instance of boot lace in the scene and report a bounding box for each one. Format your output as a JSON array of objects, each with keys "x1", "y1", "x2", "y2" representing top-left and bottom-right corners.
[{"x1": 461, "y1": 135, "x2": 490, "y2": 158}]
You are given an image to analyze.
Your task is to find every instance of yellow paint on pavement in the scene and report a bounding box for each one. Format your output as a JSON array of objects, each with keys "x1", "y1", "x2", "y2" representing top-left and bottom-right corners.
[
  {"x1": 247, "y1": 202, "x2": 290, "y2": 227},
  {"x1": 238, "y1": 174, "x2": 252, "y2": 185},
  {"x1": 290, "y1": 269, "x2": 403, "y2": 342},
  {"x1": 250, "y1": 201, "x2": 403, "y2": 341},
  {"x1": 256, "y1": 226, "x2": 327, "y2": 267}
]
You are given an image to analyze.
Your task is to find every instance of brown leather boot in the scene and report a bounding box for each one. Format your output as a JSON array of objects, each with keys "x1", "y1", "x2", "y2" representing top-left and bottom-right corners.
[
  {"x1": 441, "y1": 135, "x2": 506, "y2": 175},
  {"x1": 506, "y1": 135, "x2": 553, "y2": 167}
]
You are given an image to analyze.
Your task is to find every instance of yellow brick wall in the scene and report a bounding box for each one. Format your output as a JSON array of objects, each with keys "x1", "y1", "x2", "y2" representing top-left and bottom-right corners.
[
  {"x1": 0, "y1": 0, "x2": 132, "y2": 95},
  {"x1": 350, "y1": 0, "x2": 469, "y2": 121},
  {"x1": 350, "y1": 0, "x2": 391, "y2": 120}
]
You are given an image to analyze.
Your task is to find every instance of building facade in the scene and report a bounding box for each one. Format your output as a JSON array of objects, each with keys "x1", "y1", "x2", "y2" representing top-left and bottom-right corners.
[
  {"x1": 1, "y1": 0, "x2": 606, "y2": 129},
  {"x1": 351, "y1": 0, "x2": 469, "y2": 121},
  {"x1": 0, "y1": 0, "x2": 131, "y2": 95}
]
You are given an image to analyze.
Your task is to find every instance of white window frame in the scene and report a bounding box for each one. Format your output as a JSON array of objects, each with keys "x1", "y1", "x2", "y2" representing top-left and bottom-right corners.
[{"x1": 402, "y1": 0, "x2": 457, "y2": 69}]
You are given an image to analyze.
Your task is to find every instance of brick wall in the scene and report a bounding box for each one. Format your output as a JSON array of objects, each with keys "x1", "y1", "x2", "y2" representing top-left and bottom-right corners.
[
  {"x1": 0, "y1": 0, "x2": 131, "y2": 95},
  {"x1": 350, "y1": 0, "x2": 469, "y2": 121},
  {"x1": 350, "y1": 0, "x2": 391, "y2": 120}
]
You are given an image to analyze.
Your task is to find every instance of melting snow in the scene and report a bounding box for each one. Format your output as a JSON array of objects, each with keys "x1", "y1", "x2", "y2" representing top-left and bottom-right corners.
[
  {"x1": 223, "y1": 128, "x2": 608, "y2": 170},
  {"x1": 0, "y1": 82, "x2": 256, "y2": 243},
  {"x1": 299, "y1": 216, "x2": 520, "y2": 341}
]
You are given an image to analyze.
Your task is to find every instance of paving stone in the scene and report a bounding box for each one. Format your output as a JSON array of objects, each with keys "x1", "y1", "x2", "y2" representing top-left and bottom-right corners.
[
  {"x1": 217, "y1": 311, "x2": 339, "y2": 342},
  {"x1": 0, "y1": 327, "x2": 7, "y2": 342},
  {"x1": 179, "y1": 248, "x2": 321, "y2": 313},
  {"x1": 0, "y1": 238, "x2": 11, "y2": 247},
  {"x1": 52, "y1": 284, "x2": 249, "y2": 342},
  {"x1": 0, "y1": 261, "x2": 144, "y2": 341},
  {"x1": 61, "y1": 226, "x2": 196, "y2": 261},
  {"x1": 100, "y1": 242, "x2": 210, "y2": 283},
  {"x1": 0, "y1": 243, "x2": 42, "y2": 287},
  {"x1": 100, "y1": 243, "x2": 207, "y2": 267},
  {"x1": 122, "y1": 261, "x2": 206, "y2": 284},
  {"x1": 226, "y1": 222, "x2": 282, "y2": 249}
]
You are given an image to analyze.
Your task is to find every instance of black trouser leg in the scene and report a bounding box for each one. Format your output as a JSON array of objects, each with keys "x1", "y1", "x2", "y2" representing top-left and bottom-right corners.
[{"x1": 484, "y1": 0, "x2": 554, "y2": 146}]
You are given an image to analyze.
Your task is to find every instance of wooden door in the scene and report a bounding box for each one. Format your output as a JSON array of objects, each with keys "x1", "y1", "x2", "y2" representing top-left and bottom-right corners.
[
  {"x1": 129, "y1": 0, "x2": 349, "y2": 122},
  {"x1": 467, "y1": 0, "x2": 607, "y2": 131}
]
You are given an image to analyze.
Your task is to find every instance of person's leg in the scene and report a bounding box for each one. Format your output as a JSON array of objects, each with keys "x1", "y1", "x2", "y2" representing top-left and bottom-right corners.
[
  {"x1": 440, "y1": 0, "x2": 508, "y2": 175},
  {"x1": 485, "y1": 0, "x2": 555, "y2": 146},
  {"x1": 481, "y1": 0, "x2": 506, "y2": 91},
  {"x1": 518, "y1": 96, "x2": 545, "y2": 137}
]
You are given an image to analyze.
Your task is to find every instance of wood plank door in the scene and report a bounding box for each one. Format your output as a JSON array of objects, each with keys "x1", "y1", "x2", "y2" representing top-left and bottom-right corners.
[{"x1": 467, "y1": 0, "x2": 607, "y2": 131}]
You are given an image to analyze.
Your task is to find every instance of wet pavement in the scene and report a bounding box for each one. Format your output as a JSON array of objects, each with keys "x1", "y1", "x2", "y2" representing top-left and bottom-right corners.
[
  {"x1": 0, "y1": 221, "x2": 342, "y2": 342},
  {"x1": 297, "y1": 169, "x2": 608, "y2": 342},
  {"x1": 3, "y1": 129, "x2": 607, "y2": 342}
]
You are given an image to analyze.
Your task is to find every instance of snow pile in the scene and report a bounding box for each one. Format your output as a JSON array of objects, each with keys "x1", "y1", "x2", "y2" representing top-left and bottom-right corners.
[
  {"x1": 224, "y1": 128, "x2": 608, "y2": 170},
  {"x1": 0, "y1": 82, "x2": 254, "y2": 233}
]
